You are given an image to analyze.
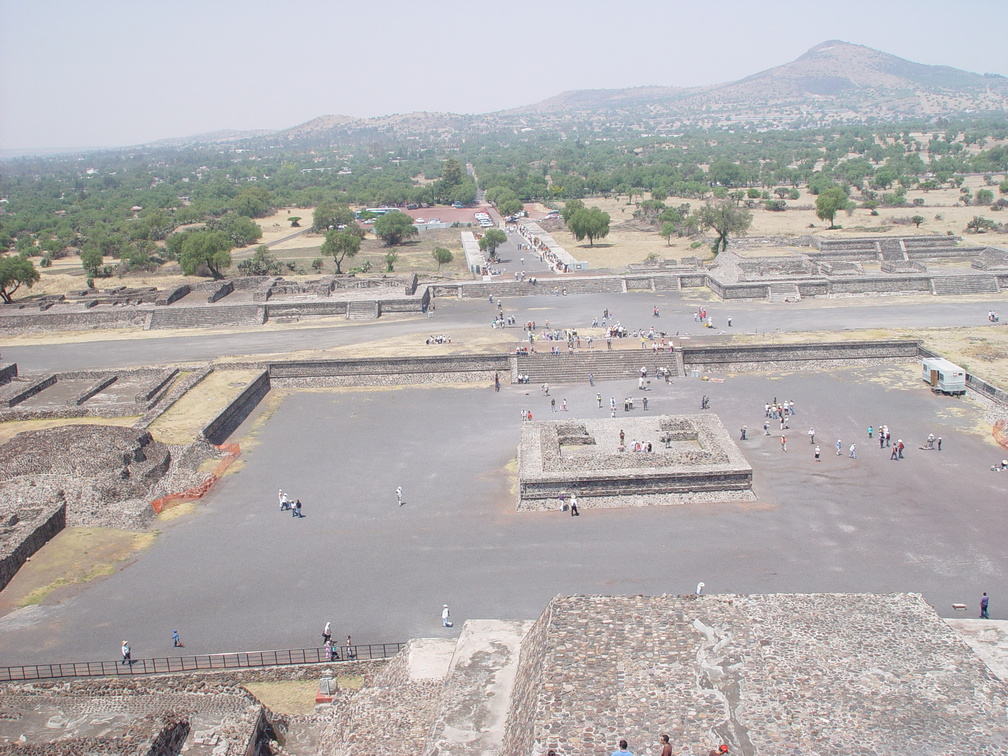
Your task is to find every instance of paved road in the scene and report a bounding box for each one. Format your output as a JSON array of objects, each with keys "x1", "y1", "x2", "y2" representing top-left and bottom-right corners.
[{"x1": 5, "y1": 291, "x2": 1007, "y2": 373}]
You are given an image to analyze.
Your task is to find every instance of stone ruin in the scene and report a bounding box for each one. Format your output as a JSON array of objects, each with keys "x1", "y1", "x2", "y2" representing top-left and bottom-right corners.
[
  {"x1": 517, "y1": 415, "x2": 754, "y2": 511},
  {"x1": 0, "y1": 425, "x2": 221, "y2": 591}
]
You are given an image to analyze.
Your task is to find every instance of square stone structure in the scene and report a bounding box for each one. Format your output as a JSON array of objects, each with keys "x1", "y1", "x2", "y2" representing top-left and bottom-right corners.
[
  {"x1": 517, "y1": 414, "x2": 753, "y2": 510},
  {"x1": 502, "y1": 593, "x2": 1008, "y2": 755}
]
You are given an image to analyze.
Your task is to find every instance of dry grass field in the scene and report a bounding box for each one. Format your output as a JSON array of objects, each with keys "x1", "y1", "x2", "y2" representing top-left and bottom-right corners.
[
  {"x1": 552, "y1": 175, "x2": 1008, "y2": 271},
  {"x1": 147, "y1": 369, "x2": 262, "y2": 445}
]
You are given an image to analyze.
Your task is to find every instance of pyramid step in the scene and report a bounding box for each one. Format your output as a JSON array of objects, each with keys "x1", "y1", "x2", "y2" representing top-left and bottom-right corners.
[{"x1": 423, "y1": 619, "x2": 533, "y2": 756}]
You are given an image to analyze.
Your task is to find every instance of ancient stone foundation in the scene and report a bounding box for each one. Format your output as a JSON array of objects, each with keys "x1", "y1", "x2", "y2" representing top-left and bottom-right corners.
[{"x1": 517, "y1": 414, "x2": 753, "y2": 510}]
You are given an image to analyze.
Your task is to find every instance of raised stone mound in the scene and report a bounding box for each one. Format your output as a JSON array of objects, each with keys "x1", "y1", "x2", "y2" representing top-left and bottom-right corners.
[
  {"x1": 517, "y1": 415, "x2": 753, "y2": 510},
  {"x1": 502, "y1": 593, "x2": 1008, "y2": 756},
  {"x1": 0, "y1": 675, "x2": 264, "y2": 754},
  {"x1": 0, "y1": 425, "x2": 220, "y2": 530},
  {"x1": 318, "y1": 642, "x2": 445, "y2": 756}
]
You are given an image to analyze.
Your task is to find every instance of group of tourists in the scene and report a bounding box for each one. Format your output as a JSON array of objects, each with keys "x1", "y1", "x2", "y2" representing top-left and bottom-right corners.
[
  {"x1": 322, "y1": 622, "x2": 356, "y2": 661},
  {"x1": 278, "y1": 489, "x2": 304, "y2": 518},
  {"x1": 425, "y1": 334, "x2": 451, "y2": 345}
]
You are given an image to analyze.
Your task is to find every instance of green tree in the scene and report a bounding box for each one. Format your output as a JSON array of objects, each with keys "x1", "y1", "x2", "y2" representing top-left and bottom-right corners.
[
  {"x1": 179, "y1": 230, "x2": 232, "y2": 279},
  {"x1": 0, "y1": 253, "x2": 40, "y2": 303},
  {"x1": 288, "y1": 216, "x2": 302, "y2": 227},
  {"x1": 228, "y1": 186, "x2": 271, "y2": 218},
  {"x1": 911, "y1": 215, "x2": 925, "y2": 228},
  {"x1": 815, "y1": 187, "x2": 848, "y2": 228},
  {"x1": 80, "y1": 245, "x2": 104, "y2": 277},
  {"x1": 321, "y1": 229, "x2": 362, "y2": 274},
  {"x1": 999, "y1": 179, "x2": 1008, "y2": 195},
  {"x1": 373, "y1": 211, "x2": 417, "y2": 246},
  {"x1": 499, "y1": 197, "x2": 524, "y2": 217},
  {"x1": 695, "y1": 200, "x2": 753, "y2": 255},
  {"x1": 478, "y1": 228, "x2": 507, "y2": 258},
  {"x1": 237, "y1": 245, "x2": 283, "y2": 276},
  {"x1": 567, "y1": 206, "x2": 610, "y2": 246},
  {"x1": 432, "y1": 246, "x2": 454, "y2": 270},
  {"x1": 976, "y1": 188, "x2": 994, "y2": 205},
  {"x1": 312, "y1": 203, "x2": 356, "y2": 232},
  {"x1": 660, "y1": 221, "x2": 676, "y2": 245},
  {"x1": 384, "y1": 250, "x2": 398, "y2": 272},
  {"x1": 560, "y1": 199, "x2": 584, "y2": 222}
]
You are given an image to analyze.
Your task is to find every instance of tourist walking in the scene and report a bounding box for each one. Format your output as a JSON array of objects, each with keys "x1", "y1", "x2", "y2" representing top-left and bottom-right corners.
[
  {"x1": 570, "y1": 494, "x2": 579, "y2": 517},
  {"x1": 814, "y1": 445, "x2": 821, "y2": 462},
  {"x1": 323, "y1": 622, "x2": 331, "y2": 644},
  {"x1": 780, "y1": 435, "x2": 787, "y2": 452},
  {"x1": 981, "y1": 592, "x2": 990, "y2": 619},
  {"x1": 836, "y1": 439, "x2": 842, "y2": 456},
  {"x1": 396, "y1": 486, "x2": 403, "y2": 506},
  {"x1": 346, "y1": 635, "x2": 356, "y2": 659},
  {"x1": 589, "y1": 372, "x2": 595, "y2": 386},
  {"x1": 172, "y1": 629, "x2": 183, "y2": 648},
  {"x1": 808, "y1": 428, "x2": 815, "y2": 444},
  {"x1": 659, "y1": 734, "x2": 673, "y2": 756},
  {"x1": 597, "y1": 393, "x2": 603, "y2": 408},
  {"x1": 849, "y1": 443, "x2": 856, "y2": 459},
  {"x1": 740, "y1": 425, "x2": 747, "y2": 441},
  {"x1": 551, "y1": 398, "x2": 556, "y2": 413},
  {"x1": 611, "y1": 739, "x2": 633, "y2": 756},
  {"x1": 279, "y1": 490, "x2": 289, "y2": 511},
  {"x1": 763, "y1": 421, "x2": 770, "y2": 436},
  {"x1": 442, "y1": 604, "x2": 453, "y2": 628},
  {"x1": 121, "y1": 641, "x2": 132, "y2": 666}
]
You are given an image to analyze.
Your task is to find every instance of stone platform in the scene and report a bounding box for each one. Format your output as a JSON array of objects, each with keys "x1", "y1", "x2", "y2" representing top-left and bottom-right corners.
[
  {"x1": 502, "y1": 593, "x2": 1008, "y2": 756},
  {"x1": 516, "y1": 414, "x2": 754, "y2": 511}
]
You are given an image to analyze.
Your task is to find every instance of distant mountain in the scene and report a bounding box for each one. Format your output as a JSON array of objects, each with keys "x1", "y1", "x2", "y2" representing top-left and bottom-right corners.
[
  {"x1": 256, "y1": 41, "x2": 1008, "y2": 148},
  {"x1": 507, "y1": 40, "x2": 1008, "y2": 130}
]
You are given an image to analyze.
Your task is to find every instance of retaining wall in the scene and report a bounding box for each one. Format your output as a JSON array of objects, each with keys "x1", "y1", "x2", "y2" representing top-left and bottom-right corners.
[
  {"x1": 200, "y1": 370, "x2": 271, "y2": 445},
  {"x1": 683, "y1": 340, "x2": 920, "y2": 373},
  {"x1": 0, "y1": 363, "x2": 16, "y2": 385},
  {"x1": 265, "y1": 300, "x2": 348, "y2": 319},
  {"x1": 68, "y1": 374, "x2": 117, "y2": 407},
  {"x1": 269, "y1": 354, "x2": 510, "y2": 388},
  {"x1": 0, "y1": 502, "x2": 66, "y2": 592},
  {"x1": 0, "y1": 308, "x2": 149, "y2": 333},
  {"x1": 4, "y1": 375, "x2": 56, "y2": 408}
]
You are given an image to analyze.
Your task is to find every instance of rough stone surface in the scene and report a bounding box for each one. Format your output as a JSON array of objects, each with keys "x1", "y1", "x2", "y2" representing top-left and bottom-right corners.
[
  {"x1": 502, "y1": 593, "x2": 1008, "y2": 756},
  {"x1": 517, "y1": 415, "x2": 753, "y2": 510}
]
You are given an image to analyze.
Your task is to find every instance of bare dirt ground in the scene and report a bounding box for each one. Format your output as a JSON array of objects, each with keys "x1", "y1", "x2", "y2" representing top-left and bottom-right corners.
[
  {"x1": 242, "y1": 676, "x2": 363, "y2": 716},
  {"x1": 147, "y1": 369, "x2": 262, "y2": 445},
  {"x1": 552, "y1": 175, "x2": 1008, "y2": 270}
]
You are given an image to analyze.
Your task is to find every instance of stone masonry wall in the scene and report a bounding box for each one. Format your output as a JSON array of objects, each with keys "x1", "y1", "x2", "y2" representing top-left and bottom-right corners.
[
  {"x1": 0, "y1": 501, "x2": 66, "y2": 592},
  {"x1": 200, "y1": 370, "x2": 271, "y2": 445},
  {"x1": 501, "y1": 597, "x2": 555, "y2": 756}
]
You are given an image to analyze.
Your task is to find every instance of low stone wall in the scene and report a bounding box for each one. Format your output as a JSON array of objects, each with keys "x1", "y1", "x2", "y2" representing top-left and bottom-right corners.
[
  {"x1": 265, "y1": 300, "x2": 348, "y2": 319},
  {"x1": 0, "y1": 308, "x2": 149, "y2": 333},
  {"x1": 136, "y1": 368, "x2": 180, "y2": 405},
  {"x1": 207, "y1": 280, "x2": 234, "y2": 303},
  {"x1": 0, "y1": 363, "x2": 17, "y2": 385},
  {"x1": 4, "y1": 375, "x2": 56, "y2": 408},
  {"x1": 682, "y1": 340, "x2": 920, "y2": 373},
  {"x1": 0, "y1": 501, "x2": 66, "y2": 592},
  {"x1": 155, "y1": 284, "x2": 191, "y2": 306},
  {"x1": 201, "y1": 370, "x2": 271, "y2": 445},
  {"x1": 68, "y1": 374, "x2": 117, "y2": 407},
  {"x1": 828, "y1": 276, "x2": 932, "y2": 295},
  {"x1": 269, "y1": 354, "x2": 510, "y2": 384}
]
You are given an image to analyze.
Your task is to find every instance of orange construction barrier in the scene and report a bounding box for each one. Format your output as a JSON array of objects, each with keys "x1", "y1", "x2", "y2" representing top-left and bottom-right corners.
[
  {"x1": 151, "y1": 443, "x2": 240, "y2": 514},
  {"x1": 994, "y1": 420, "x2": 1008, "y2": 451}
]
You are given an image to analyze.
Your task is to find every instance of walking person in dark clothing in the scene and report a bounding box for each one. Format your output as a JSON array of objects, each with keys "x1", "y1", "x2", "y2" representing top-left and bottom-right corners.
[{"x1": 981, "y1": 592, "x2": 990, "y2": 619}]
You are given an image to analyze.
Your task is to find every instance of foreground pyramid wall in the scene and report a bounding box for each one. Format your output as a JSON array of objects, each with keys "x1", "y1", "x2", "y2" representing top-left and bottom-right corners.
[{"x1": 502, "y1": 593, "x2": 1008, "y2": 755}]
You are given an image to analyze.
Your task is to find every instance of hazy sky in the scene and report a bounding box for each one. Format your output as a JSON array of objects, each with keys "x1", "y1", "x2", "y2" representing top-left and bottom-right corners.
[{"x1": 2, "y1": 0, "x2": 1006, "y2": 152}]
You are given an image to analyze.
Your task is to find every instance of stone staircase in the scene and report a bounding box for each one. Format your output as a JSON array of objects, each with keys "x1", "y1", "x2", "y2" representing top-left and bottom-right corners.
[
  {"x1": 878, "y1": 238, "x2": 907, "y2": 261},
  {"x1": 515, "y1": 349, "x2": 680, "y2": 385},
  {"x1": 317, "y1": 621, "x2": 531, "y2": 756},
  {"x1": 767, "y1": 282, "x2": 800, "y2": 302},
  {"x1": 347, "y1": 300, "x2": 380, "y2": 320},
  {"x1": 931, "y1": 275, "x2": 1000, "y2": 296},
  {"x1": 147, "y1": 304, "x2": 265, "y2": 330},
  {"x1": 424, "y1": 620, "x2": 533, "y2": 756}
]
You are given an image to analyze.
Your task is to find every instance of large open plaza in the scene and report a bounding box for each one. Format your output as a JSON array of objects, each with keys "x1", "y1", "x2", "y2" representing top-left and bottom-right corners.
[{"x1": 2, "y1": 284, "x2": 1006, "y2": 668}]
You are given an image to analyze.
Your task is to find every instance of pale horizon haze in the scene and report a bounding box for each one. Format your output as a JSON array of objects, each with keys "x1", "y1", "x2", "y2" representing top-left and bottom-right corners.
[{"x1": 2, "y1": 0, "x2": 1007, "y2": 153}]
